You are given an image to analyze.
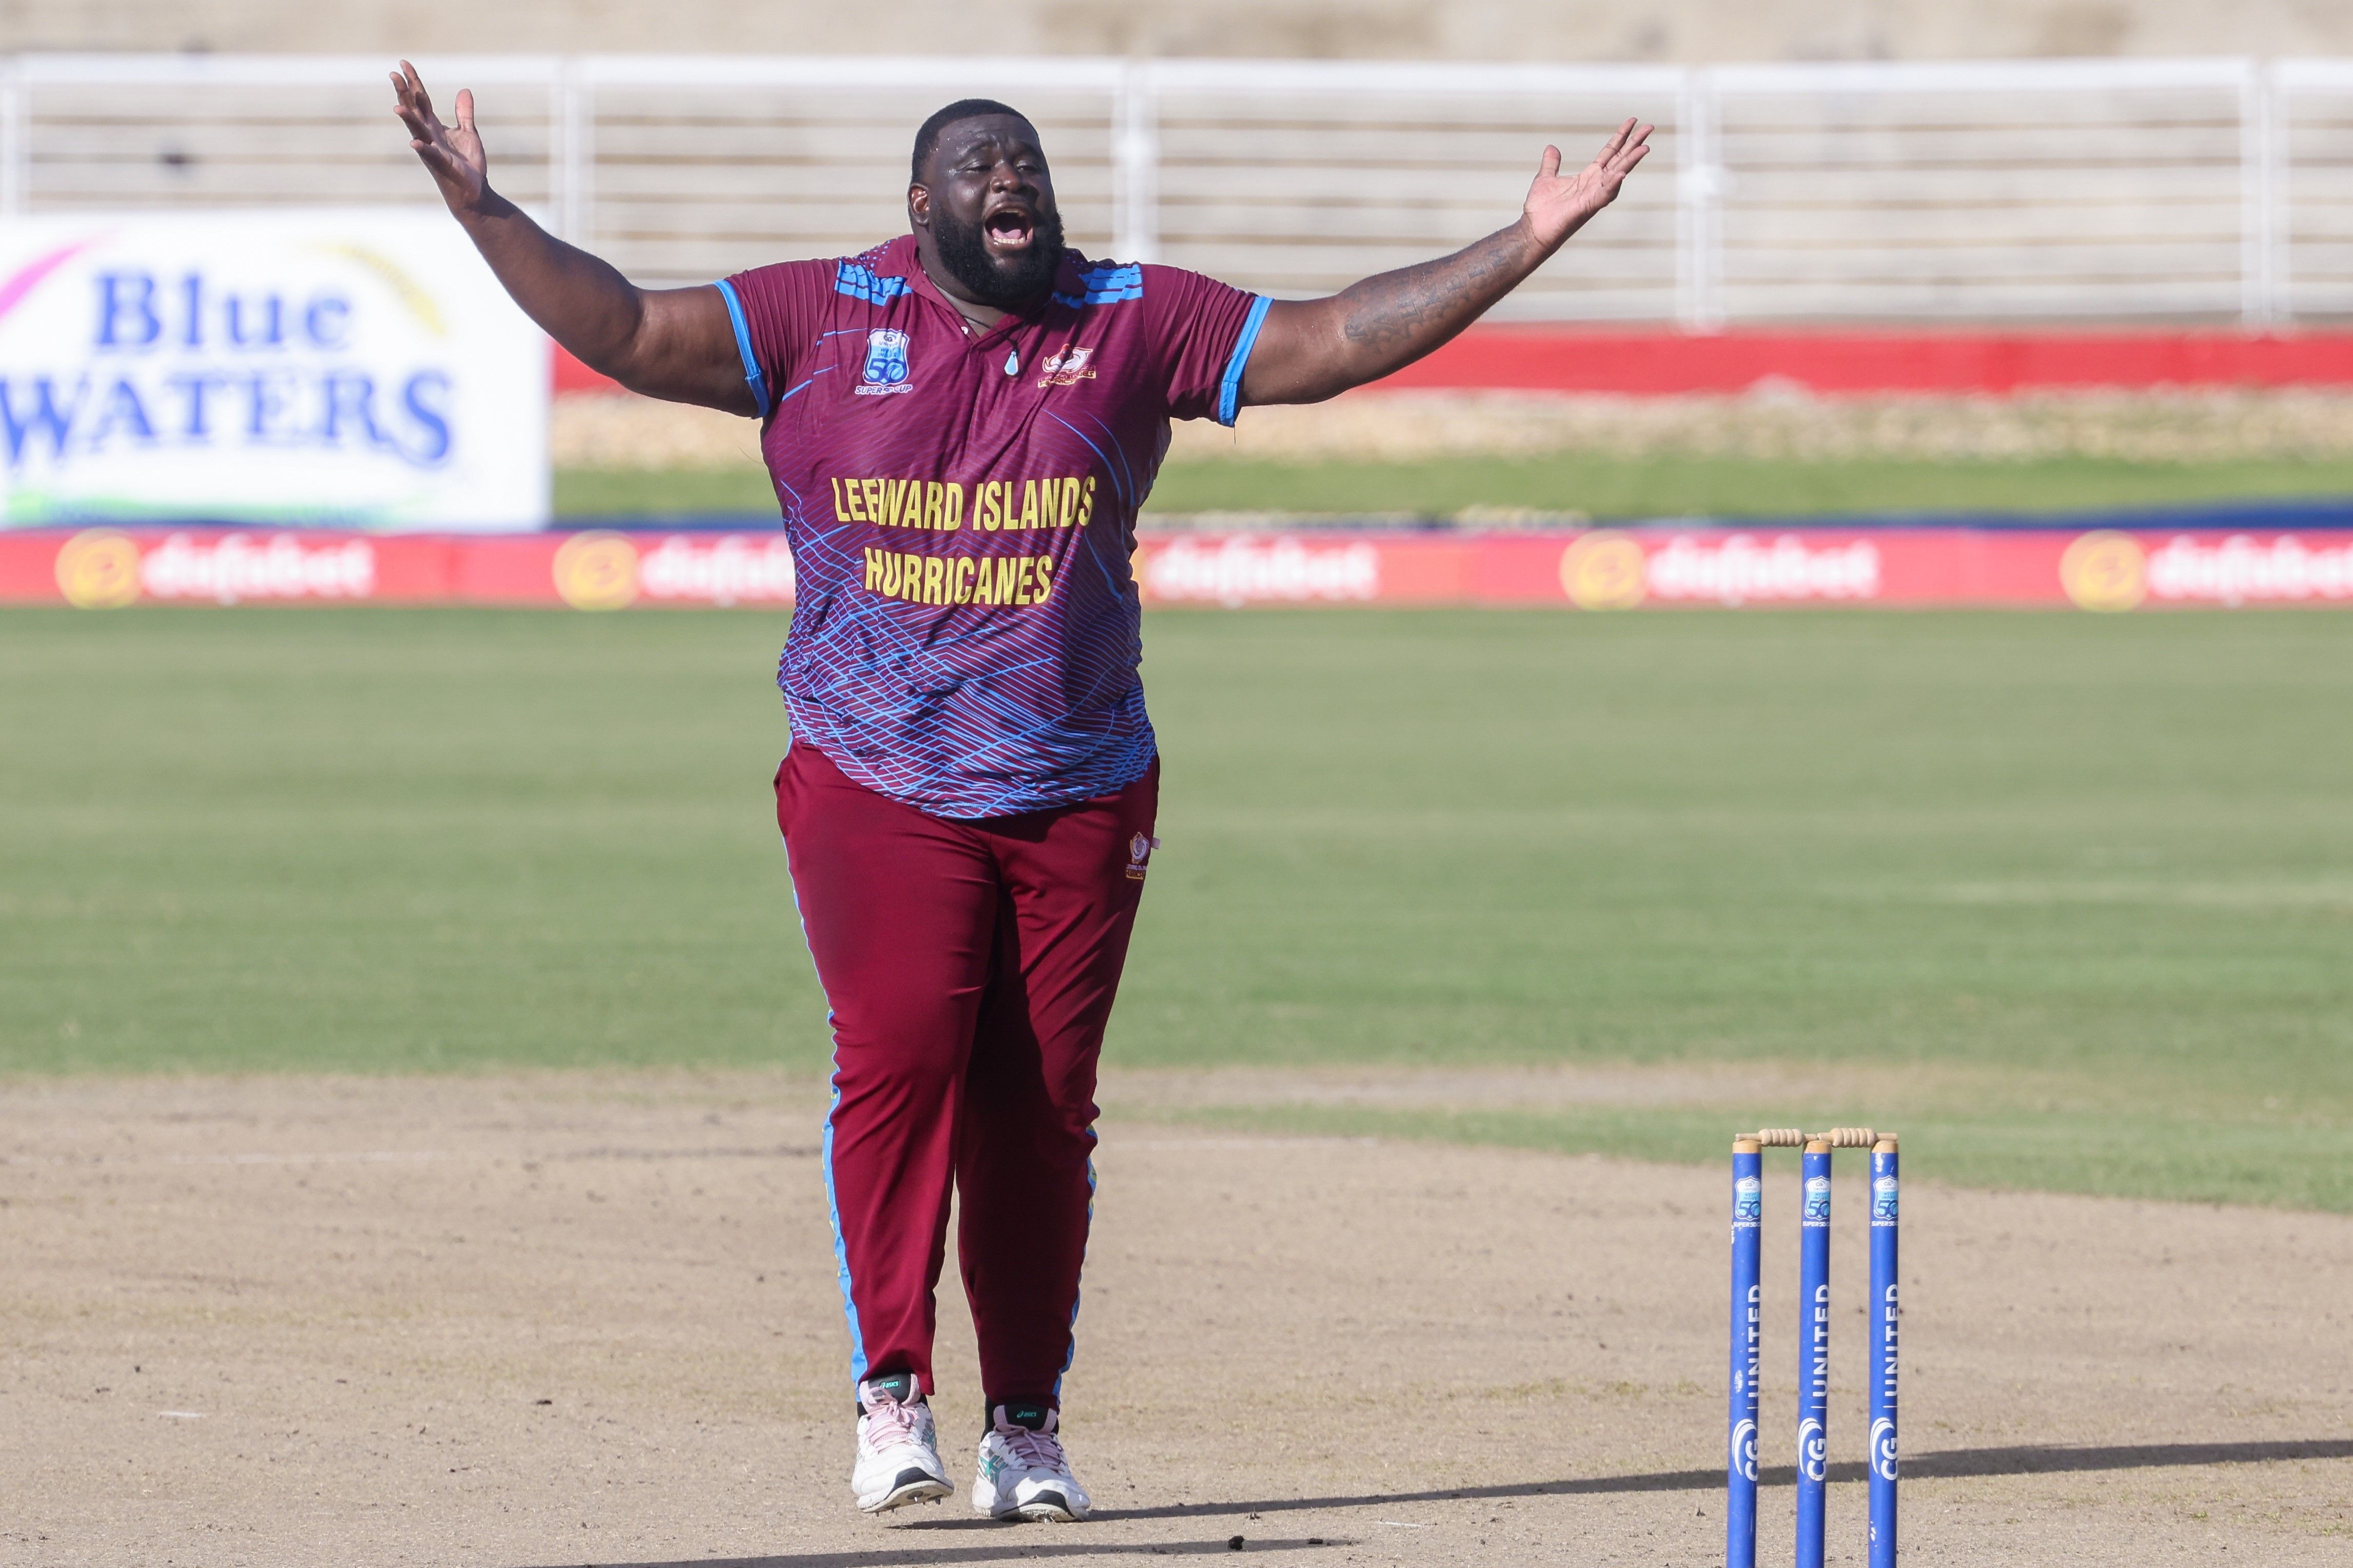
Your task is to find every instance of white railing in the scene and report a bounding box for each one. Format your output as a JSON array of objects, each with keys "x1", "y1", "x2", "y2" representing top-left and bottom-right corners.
[{"x1": 8, "y1": 52, "x2": 2353, "y2": 326}]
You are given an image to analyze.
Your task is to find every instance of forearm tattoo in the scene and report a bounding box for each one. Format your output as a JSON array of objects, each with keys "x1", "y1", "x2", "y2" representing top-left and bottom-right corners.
[{"x1": 1339, "y1": 231, "x2": 1528, "y2": 352}]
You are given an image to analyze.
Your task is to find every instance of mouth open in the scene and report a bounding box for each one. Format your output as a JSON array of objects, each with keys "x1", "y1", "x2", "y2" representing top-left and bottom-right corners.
[{"x1": 983, "y1": 208, "x2": 1036, "y2": 253}]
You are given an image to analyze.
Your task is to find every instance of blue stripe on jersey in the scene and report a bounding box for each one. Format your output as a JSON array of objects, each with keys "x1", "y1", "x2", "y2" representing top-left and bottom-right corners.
[
  {"x1": 1052, "y1": 263, "x2": 1145, "y2": 309},
  {"x1": 1217, "y1": 294, "x2": 1273, "y2": 427},
  {"x1": 712, "y1": 278, "x2": 771, "y2": 418},
  {"x1": 835, "y1": 262, "x2": 911, "y2": 306}
]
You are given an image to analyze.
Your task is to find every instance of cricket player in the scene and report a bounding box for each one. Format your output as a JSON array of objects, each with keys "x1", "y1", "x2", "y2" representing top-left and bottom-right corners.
[{"x1": 394, "y1": 62, "x2": 1648, "y2": 1523}]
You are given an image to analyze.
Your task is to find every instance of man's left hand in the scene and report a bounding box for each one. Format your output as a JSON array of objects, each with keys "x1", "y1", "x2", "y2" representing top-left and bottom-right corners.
[{"x1": 1520, "y1": 118, "x2": 1654, "y2": 253}]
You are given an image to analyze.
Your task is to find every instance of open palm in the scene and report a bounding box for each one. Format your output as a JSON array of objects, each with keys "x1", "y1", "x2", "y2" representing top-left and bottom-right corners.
[
  {"x1": 1522, "y1": 118, "x2": 1653, "y2": 251},
  {"x1": 392, "y1": 61, "x2": 491, "y2": 215}
]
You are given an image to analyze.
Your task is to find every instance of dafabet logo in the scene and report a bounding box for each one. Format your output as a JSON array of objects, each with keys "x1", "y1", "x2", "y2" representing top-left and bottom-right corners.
[{"x1": 2059, "y1": 531, "x2": 2147, "y2": 611}]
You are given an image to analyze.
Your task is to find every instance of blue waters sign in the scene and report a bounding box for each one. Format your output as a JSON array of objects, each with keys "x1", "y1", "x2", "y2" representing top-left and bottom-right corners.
[{"x1": 0, "y1": 209, "x2": 547, "y2": 530}]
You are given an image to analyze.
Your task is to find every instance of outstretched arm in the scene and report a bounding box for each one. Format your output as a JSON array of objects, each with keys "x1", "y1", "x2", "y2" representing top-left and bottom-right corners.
[
  {"x1": 1239, "y1": 120, "x2": 1652, "y2": 408},
  {"x1": 391, "y1": 62, "x2": 751, "y2": 414}
]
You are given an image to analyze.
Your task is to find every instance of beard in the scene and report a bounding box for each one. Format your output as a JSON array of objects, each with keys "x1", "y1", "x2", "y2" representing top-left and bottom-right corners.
[{"x1": 931, "y1": 206, "x2": 1066, "y2": 308}]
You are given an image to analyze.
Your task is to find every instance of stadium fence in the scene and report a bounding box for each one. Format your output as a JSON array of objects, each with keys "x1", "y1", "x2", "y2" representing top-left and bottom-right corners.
[{"x1": 7, "y1": 53, "x2": 2353, "y2": 327}]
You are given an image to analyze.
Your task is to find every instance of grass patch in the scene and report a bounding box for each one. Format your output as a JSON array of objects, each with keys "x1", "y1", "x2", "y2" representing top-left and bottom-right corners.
[
  {"x1": 1140, "y1": 453, "x2": 2353, "y2": 519},
  {"x1": 4, "y1": 607, "x2": 2351, "y2": 1208},
  {"x1": 556, "y1": 466, "x2": 779, "y2": 519},
  {"x1": 1141, "y1": 1102, "x2": 2353, "y2": 1214}
]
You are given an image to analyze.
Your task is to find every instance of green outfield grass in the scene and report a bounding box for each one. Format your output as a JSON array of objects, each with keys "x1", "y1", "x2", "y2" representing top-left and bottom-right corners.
[
  {"x1": 555, "y1": 455, "x2": 2353, "y2": 521},
  {"x1": 4, "y1": 607, "x2": 2349, "y2": 1209}
]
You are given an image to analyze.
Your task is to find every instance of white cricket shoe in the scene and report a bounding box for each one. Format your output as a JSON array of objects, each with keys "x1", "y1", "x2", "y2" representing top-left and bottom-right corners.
[
  {"x1": 972, "y1": 1402, "x2": 1091, "y2": 1522},
  {"x1": 850, "y1": 1374, "x2": 952, "y2": 1514}
]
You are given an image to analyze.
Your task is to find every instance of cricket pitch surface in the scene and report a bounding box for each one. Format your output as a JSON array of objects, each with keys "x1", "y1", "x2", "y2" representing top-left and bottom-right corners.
[{"x1": 3, "y1": 1071, "x2": 2348, "y2": 1566}]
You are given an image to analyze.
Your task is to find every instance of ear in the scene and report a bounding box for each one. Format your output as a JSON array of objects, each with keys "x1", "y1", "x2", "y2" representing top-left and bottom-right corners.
[{"x1": 908, "y1": 183, "x2": 931, "y2": 230}]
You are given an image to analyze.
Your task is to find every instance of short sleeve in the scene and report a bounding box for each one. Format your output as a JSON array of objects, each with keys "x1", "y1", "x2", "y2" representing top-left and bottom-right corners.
[
  {"x1": 717, "y1": 260, "x2": 835, "y2": 420},
  {"x1": 1140, "y1": 265, "x2": 1269, "y2": 427}
]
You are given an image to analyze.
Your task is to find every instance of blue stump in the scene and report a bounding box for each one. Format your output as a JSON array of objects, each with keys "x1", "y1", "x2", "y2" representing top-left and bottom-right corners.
[
  {"x1": 1869, "y1": 1141, "x2": 1900, "y2": 1568},
  {"x1": 1794, "y1": 1142, "x2": 1832, "y2": 1568},
  {"x1": 1728, "y1": 1140, "x2": 1762, "y2": 1568}
]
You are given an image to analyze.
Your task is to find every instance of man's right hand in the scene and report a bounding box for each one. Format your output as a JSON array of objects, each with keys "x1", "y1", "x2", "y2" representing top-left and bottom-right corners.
[
  {"x1": 386, "y1": 59, "x2": 754, "y2": 416},
  {"x1": 393, "y1": 62, "x2": 492, "y2": 220}
]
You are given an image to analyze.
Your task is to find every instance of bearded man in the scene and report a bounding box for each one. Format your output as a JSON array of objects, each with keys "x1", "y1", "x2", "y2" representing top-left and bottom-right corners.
[{"x1": 394, "y1": 63, "x2": 1649, "y2": 1523}]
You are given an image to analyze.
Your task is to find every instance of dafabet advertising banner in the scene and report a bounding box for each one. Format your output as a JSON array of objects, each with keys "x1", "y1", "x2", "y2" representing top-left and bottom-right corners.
[{"x1": 0, "y1": 210, "x2": 547, "y2": 530}]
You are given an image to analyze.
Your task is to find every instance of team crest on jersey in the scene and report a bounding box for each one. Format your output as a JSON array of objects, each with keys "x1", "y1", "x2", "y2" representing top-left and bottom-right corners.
[
  {"x1": 1036, "y1": 344, "x2": 1097, "y2": 388},
  {"x1": 856, "y1": 329, "x2": 914, "y2": 395},
  {"x1": 1125, "y1": 831, "x2": 1159, "y2": 882}
]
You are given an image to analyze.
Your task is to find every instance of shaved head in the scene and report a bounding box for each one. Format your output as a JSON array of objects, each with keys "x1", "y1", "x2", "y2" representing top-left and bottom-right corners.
[{"x1": 912, "y1": 98, "x2": 1035, "y2": 183}]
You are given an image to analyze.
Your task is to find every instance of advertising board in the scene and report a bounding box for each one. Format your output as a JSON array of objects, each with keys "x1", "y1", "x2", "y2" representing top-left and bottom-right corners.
[
  {"x1": 6, "y1": 526, "x2": 2353, "y2": 611},
  {"x1": 0, "y1": 210, "x2": 547, "y2": 531}
]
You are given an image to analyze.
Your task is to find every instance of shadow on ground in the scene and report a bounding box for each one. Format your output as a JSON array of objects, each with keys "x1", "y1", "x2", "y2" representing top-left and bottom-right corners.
[
  {"x1": 1076, "y1": 1439, "x2": 2353, "y2": 1522},
  {"x1": 533, "y1": 1540, "x2": 1342, "y2": 1568},
  {"x1": 544, "y1": 1439, "x2": 2353, "y2": 1568}
]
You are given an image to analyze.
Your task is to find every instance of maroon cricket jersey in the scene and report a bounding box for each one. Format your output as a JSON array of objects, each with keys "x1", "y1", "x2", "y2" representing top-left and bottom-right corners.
[{"x1": 718, "y1": 234, "x2": 1268, "y2": 818}]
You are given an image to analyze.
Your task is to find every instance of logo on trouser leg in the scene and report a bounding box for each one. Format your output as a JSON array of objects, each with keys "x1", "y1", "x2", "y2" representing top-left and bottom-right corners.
[{"x1": 1126, "y1": 832, "x2": 1159, "y2": 882}]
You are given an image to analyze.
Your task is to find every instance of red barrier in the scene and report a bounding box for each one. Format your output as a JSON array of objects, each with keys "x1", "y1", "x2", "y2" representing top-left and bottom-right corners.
[
  {"x1": 9, "y1": 525, "x2": 2353, "y2": 612},
  {"x1": 3, "y1": 528, "x2": 800, "y2": 610},
  {"x1": 553, "y1": 346, "x2": 623, "y2": 395},
  {"x1": 1368, "y1": 328, "x2": 2353, "y2": 396},
  {"x1": 557, "y1": 328, "x2": 2353, "y2": 401}
]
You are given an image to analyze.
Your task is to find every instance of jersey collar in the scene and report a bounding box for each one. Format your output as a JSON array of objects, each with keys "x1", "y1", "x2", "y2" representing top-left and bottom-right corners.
[{"x1": 891, "y1": 232, "x2": 1084, "y2": 344}]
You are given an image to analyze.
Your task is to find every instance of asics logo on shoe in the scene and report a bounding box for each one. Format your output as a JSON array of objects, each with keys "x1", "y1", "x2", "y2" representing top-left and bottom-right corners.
[{"x1": 973, "y1": 1403, "x2": 1089, "y2": 1522}]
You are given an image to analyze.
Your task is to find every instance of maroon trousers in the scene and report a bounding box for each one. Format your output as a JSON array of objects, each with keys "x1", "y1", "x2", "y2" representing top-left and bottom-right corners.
[{"x1": 775, "y1": 742, "x2": 1158, "y2": 1405}]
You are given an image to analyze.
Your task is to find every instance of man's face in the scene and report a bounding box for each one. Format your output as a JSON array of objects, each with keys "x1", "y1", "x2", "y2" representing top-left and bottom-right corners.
[{"x1": 912, "y1": 115, "x2": 1065, "y2": 308}]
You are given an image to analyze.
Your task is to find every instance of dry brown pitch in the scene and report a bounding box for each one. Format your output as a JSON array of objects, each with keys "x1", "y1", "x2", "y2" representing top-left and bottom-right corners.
[{"x1": 3, "y1": 1072, "x2": 2348, "y2": 1566}]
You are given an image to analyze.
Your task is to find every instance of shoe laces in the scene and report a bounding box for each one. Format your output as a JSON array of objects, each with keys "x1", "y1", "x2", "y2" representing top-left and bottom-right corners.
[
  {"x1": 861, "y1": 1393, "x2": 925, "y2": 1449},
  {"x1": 996, "y1": 1419, "x2": 1065, "y2": 1473}
]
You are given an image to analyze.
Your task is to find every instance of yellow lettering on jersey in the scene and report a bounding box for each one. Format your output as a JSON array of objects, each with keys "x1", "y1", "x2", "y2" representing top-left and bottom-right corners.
[
  {"x1": 1019, "y1": 480, "x2": 1040, "y2": 531},
  {"x1": 1076, "y1": 475, "x2": 1095, "y2": 527},
  {"x1": 857, "y1": 552, "x2": 1067, "y2": 608}
]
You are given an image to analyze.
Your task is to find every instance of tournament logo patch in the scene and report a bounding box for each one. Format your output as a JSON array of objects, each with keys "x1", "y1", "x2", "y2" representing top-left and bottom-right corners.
[
  {"x1": 1125, "y1": 831, "x2": 1159, "y2": 882},
  {"x1": 856, "y1": 328, "x2": 914, "y2": 396},
  {"x1": 1872, "y1": 1174, "x2": 1899, "y2": 1222}
]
